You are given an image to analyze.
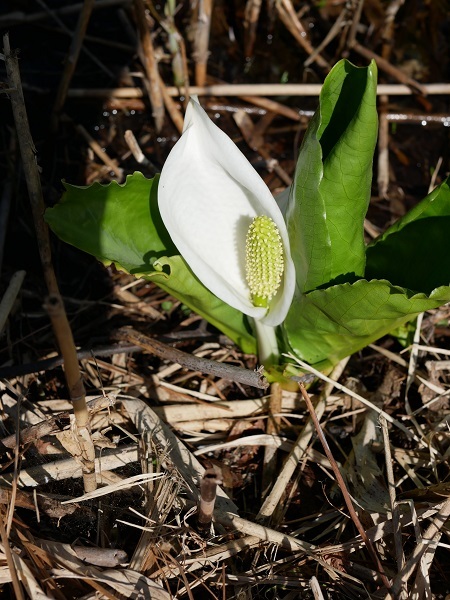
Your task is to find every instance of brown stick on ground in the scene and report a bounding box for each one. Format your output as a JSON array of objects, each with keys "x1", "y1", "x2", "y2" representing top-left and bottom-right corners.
[
  {"x1": 0, "y1": 395, "x2": 115, "y2": 450},
  {"x1": 115, "y1": 327, "x2": 269, "y2": 389},
  {"x1": 51, "y1": 0, "x2": 95, "y2": 130},
  {"x1": 3, "y1": 34, "x2": 96, "y2": 493}
]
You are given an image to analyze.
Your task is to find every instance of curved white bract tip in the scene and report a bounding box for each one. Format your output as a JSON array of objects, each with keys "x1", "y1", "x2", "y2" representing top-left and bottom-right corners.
[{"x1": 159, "y1": 97, "x2": 295, "y2": 326}]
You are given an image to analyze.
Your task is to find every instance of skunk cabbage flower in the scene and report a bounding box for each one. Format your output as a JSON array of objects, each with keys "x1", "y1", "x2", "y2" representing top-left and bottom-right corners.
[{"x1": 158, "y1": 98, "x2": 295, "y2": 327}]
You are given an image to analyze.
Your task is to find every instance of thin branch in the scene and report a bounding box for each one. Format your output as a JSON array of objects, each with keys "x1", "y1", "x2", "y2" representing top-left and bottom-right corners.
[
  {"x1": 52, "y1": 0, "x2": 96, "y2": 129},
  {"x1": 0, "y1": 271, "x2": 26, "y2": 336},
  {"x1": 115, "y1": 327, "x2": 269, "y2": 389},
  {"x1": 133, "y1": 0, "x2": 165, "y2": 132},
  {"x1": 3, "y1": 33, "x2": 96, "y2": 492},
  {"x1": 297, "y1": 382, "x2": 392, "y2": 594}
]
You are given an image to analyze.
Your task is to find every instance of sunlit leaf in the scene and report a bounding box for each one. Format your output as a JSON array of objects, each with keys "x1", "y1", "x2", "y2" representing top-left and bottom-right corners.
[
  {"x1": 45, "y1": 173, "x2": 256, "y2": 353},
  {"x1": 284, "y1": 279, "x2": 450, "y2": 370},
  {"x1": 286, "y1": 59, "x2": 378, "y2": 293}
]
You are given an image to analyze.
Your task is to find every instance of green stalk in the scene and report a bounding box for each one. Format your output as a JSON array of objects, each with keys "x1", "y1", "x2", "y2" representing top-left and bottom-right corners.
[{"x1": 253, "y1": 319, "x2": 280, "y2": 369}]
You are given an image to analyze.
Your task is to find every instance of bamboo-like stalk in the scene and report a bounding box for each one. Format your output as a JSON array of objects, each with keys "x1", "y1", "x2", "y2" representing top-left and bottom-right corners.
[
  {"x1": 192, "y1": 0, "x2": 213, "y2": 87},
  {"x1": 3, "y1": 34, "x2": 96, "y2": 493},
  {"x1": 244, "y1": 0, "x2": 262, "y2": 58},
  {"x1": 133, "y1": 0, "x2": 165, "y2": 132},
  {"x1": 66, "y1": 82, "x2": 450, "y2": 98}
]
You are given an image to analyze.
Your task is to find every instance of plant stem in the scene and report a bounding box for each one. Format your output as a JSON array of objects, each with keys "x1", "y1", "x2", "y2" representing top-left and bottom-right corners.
[
  {"x1": 253, "y1": 319, "x2": 279, "y2": 368},
  {"x1": 3, "y1": 33, "x2": 96, "y2": 493}
]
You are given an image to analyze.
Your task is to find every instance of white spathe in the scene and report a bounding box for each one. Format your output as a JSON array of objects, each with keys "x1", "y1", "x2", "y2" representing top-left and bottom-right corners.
[{"x1": 158, "y1": 97, "x2": 295, "y2": 326}]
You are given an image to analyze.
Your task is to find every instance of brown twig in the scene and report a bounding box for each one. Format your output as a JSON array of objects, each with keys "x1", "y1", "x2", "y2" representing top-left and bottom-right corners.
[
  {"x1": 377, "y1": 95, "x2": 390, "y2": 198},
  {"x1": 0, "y1": 270, "x2": 26, "y2": 336},
  {"x1": 0, "y1": 394, "x2": 115, "y2": 450},
  {"x1": 192, "y1": 0, "x2": 213, "y2": 87},
  {"x1": 257, "y1": 359, "x2": 348, "y2": 524},
  {"x1": 0, "y1": 134, "x2": 15, "y2": 275},
  {"x1": 388, "y1": 498, "x2": 450, "y2": 599},
  {"x1": 51, "y1": 0, "x2": 96, "y2": 129},
  {"x1": 346, "y1": 0, "x2": 365, "y2": 50},
  {"x1": 381, "y1": 0, "x2": 406, "y2": 61},
  {"x1": 75, "y1": 122, "x2": 124, "y2": 180},
  {"x1": 0, "y1": 343, "x2": 142, "y2": 379},
  {"x1": 133, "y1": 0, "x2": 165, "y2": 132},
  {"x1": 380, "y1": 415, "x2": 405, "y2": 595},
  {"x1": 0, "y1": 511, "x2": 25, "y2": 600},
  {"x1": 124, "y1": 129, "x2": 158, "y2": 173},
  {"x1": 349, "y1": 41, "x2": 427, "y2": 96},
  {"x1": 297, "y1": 381, "x2": 392, "y2": 593},
  {"x1": 233, "y1": 110, "x2": 292, "y2": 185},
  {"x1": 115, "y1": 327, "x2": 269, "y2": 389},
  {"x1": 244, "y1": 0, "x2": 263, "y2": 58},
  {"x1": 156, "y1": 71, "x2": 184, "y2": 133},
  {"x1": 276, "y1": 0, "x2": 329, "y2": 71},
  {"x1": 304, "y1": 5, "x2": 348, "y2": 67},
  {"x1": 3, "y1": 34, "x2": 96, "y2": 492}
]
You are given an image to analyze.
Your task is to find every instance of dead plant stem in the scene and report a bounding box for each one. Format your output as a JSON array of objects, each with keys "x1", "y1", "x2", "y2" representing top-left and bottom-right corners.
[
  {"x1": 116, "y1": 327, "x2": 269, "y2": 389},
  {"x1": 51, "y1": 0, "x2": 95, "y2": 129},
  {"x1": 0, "y1": 512, "x2": 25, "y2": 600},
  {"x1": 193, "y1": 0, "x2": 213, "y2": 87},
  {"x1": 389, "y1": 497, "x2": 450, "y2": 598},
  {"x1": 298, "y1": 382, "x2": 393, "y2": 594},
  {"x1": 133, "y1": 0, "x2": 165, "y2": 132},
  {"x1": 3, "y1": 33, "x2": 96, "y2": 493},
  {"x1": 380, "y1": 415, "x2": 405, "y2": 587}
]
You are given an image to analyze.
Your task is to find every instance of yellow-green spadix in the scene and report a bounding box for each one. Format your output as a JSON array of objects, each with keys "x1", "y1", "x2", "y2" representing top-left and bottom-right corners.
[{"x1": 158, "y1": 97, "x2": 295, "y2": 326}]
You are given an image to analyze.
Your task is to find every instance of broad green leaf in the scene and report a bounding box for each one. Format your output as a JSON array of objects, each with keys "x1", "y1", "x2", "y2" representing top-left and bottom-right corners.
[
  {"x1": 286, "y1": 59, "x2": 378, "y2": 293},
  {"x1": 45, "y1": 173, "x2": 174, "y2": 274},
  {"x1": 148, "y1": 256, "x2": 256, "y2": 354},
  {"x1": 366, "y1": 177, "x2": 450, "y2": 293},
  {"x1": 45, "y1": 173, "x2": 256, "y2": 354},
  {"x1": 284, "y1": 279, "x2": 450, "y2": 370}
]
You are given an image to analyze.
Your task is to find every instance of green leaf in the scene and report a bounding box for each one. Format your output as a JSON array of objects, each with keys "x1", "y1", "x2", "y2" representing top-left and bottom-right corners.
[
  {"x1": 149, "y1": 256, "x2": 256, "y2": 354},
  {"x1": 366, "y1": 177, "x2": 450, "y2": 294},
  {"x1": 286, "y1": 59, "x2": 378, "y2": 293},
  {"x1": 45, "y1": 172, "x2": 174, "y2": 274},
  {"x1": 45, "y1": 173, "x2": 256, "y2": 354},
  {"x1": 284, "y1": 279, "x2": 450, "y2": 370}
]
